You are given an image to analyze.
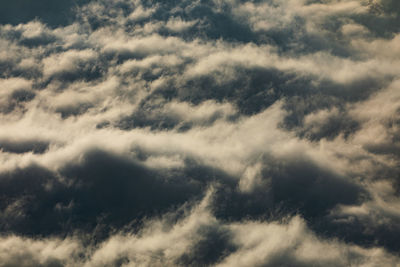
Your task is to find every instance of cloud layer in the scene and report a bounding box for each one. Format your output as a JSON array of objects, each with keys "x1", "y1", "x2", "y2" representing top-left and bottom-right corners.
[{"x1": 0, "y1": 0, "x2": 400, "y2": 266}]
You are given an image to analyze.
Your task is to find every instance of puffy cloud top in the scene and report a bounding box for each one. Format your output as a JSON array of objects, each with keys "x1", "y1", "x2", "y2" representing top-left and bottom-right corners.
[{"x1": 0, "y1": 0, "x2": 400, "y2": 266}]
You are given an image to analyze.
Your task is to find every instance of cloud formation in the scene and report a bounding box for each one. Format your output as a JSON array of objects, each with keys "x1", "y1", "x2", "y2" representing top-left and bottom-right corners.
[{"x1": 0, "y1": 0, "x2": 399, "y2": 266}]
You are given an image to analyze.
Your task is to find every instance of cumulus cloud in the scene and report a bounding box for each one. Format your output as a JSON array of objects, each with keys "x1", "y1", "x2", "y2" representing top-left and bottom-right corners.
[
  {"x1": 0, "y1": 193, "x2": 399, "y2": 266},
  {"x1": 0, "y1": 0, "x2": 399, "y2": 265}
]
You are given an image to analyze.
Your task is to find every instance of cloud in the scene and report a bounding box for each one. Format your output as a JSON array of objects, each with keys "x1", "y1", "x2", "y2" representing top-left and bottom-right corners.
[
  {"x1": 0, "y1": 0, "x2": 399, "y2": 265},
  {"x1": 0, "y1": 139, "x2": 49, "y2": 154},
  {"x1": 0, "y1": 235, "x2": 82, "y2": 267},
  {"x1": 0, "y1": 0, "x2": 90, "y2": 26},
  {"x1": 0, "y1": 148, "x2": 212, "y2": 236},
  {"x1": 1, "y1": 192, "x2": 399, "y2": 267}
]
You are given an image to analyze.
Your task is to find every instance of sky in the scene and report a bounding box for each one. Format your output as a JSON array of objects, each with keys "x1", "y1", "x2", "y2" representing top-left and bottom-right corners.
[{"x1": 0, "y1": 0, "x2": 400, "y2": 266}]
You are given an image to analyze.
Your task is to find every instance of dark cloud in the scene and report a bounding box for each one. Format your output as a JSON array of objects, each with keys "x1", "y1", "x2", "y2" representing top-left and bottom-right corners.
[
  {"x1": 0, "y1": 139, "x2": 48, "y2": 154},
  {"x1": 177, "y1": 224, "x2": 237, "y2": 266},
  {"x1": 323, "y1": 210, "x2": 400, "y2": 253},
  {"x1": 0, "y1": 149, "x2": 212, "y2": 237},
  {"x1": 210, "y1": 154, "x2": 367, "y2": 224},
  {"x1": 56, "y1": 103, "x2": 93, "y2": 119},
  {"x1": 10, "y1": 89, "x2": 36, "y2": 102},
  {"x1": 0, "y1": 0, "x2": 90, "y2": 26}
]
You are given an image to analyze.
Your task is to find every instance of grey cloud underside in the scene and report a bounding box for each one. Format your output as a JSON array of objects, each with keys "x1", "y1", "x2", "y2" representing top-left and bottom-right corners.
[
  {"x1": 0, "y1": 0, "x2": 91, "y2": 26},
  {"x1": 1, "y1": 0, "x2": 400, "y2": 266}
]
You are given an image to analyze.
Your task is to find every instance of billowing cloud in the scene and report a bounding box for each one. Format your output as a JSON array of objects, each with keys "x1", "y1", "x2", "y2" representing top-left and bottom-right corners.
[{"x1": 0, "y1": 0, "x2": 399, "y2": 266}]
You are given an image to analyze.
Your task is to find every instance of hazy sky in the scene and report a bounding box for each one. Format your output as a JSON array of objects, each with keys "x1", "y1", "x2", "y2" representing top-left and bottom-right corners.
[{"x1": 0, "y1": 0, "x2": 400, "y2": 266}]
